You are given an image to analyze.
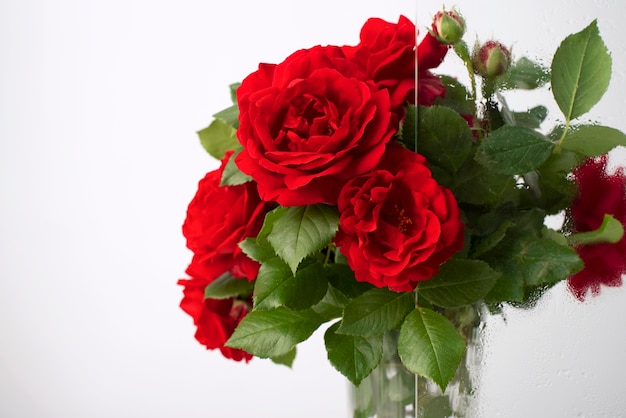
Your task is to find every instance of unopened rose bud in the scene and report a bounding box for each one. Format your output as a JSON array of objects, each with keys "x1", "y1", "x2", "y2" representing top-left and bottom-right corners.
[
  {"x1": 472, "y1": 40, "x2": 511, "y2": 79},
  {"x1": 432, "y1": 9, "x2": 465, "y2": 45}
]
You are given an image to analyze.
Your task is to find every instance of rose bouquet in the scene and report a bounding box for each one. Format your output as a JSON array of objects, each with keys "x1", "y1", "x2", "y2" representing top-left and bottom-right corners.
[{"x1": 178, "y1": 6, "x2": 626, "y2": 400}]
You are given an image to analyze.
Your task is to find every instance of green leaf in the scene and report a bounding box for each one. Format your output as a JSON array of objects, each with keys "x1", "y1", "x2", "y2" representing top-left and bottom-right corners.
[
  {"x1": 270, "y1": 347, "x2": 296, "y2": 367},
  {"x1": 266, "y1": 205, "x2": 339, "y2": 275},
  {"x1": 225, "y1": 307, "x2": 323, "y2": 358},
  {"x1": 528, "y1": 170, "x2": 577, "y2": 214},
  {"x1": 427, "y1": 163, "x2": 454, "y2": 189},
  {"x1": 551, "y1": 20, "x2": 612, "y2": 121},
  {"x1": 229, "y1": 82, "x2": 241, "y2": 104},
  {"x1": 532, "y1": 151, "x2": 580, "y2": 214},
  {"x1": 489, "y1": 236, "x2": 583, "y2": 295},
  {"x1": 484, "y1": 268, "x2": 525, "y2": 303},
  {"x1": 197, "y1": 119, "x2": 241, "y2": 160},
  {"x1": 539, "y1": 147, "x2": 583, "y2": 175},
  {"x1": 398, "y1": 308, "x2": 465, "y2": 391},
  {"x1": 213, "y1": 104, "x2": 239, "y2": 129},
  {"x1": 433, "y1": 76, "x2": 474, "y2": 115},
  {"x1": 568, "y1": 214, "x2": 625, "y2": 246},
  {"x1": 512, "y1": 106, "x2": 548, "y2": 130},
  {"x1": 238, "y1": 208, "x2": 283, "y2": 263},
  {"x1": 541, "y1": 227, "x2": 569, "y2": 247},
  {"x1": 470, "y1": 218, "x2": 515, "y2": 258},
  {"x1": 324, "y1": 322, "x2": 384, "y2": 386},
  {"x1": 561, "y1": 125, "x2": 626, "y2": 157},
  {"x1": 204, "y1": 273, "x2": 254, "y2": 300},
  {"x1": 418, "y1": 260, "x2": 501, "y2": 308},
  {"x1": 311, "y1": 284, "x2": 350, "y2": 321},
  {"x1": 481, "y1": 210, "x2": 568, "y2": 304},
  {"x1": 452, "y1": 158, "x2": 518, "y2": 206},
  {"x1": 484, "y1": 97, "x2": 505, "y2": 131},
  {"x1": 475, "y1": 125, "x2": 554, "y2": 174},
  {"x1": 252, "y1": 258, "x2": 293, "y2": 309},
  {"x1": 253, "y1": 258, "x2": 328, "y2": 311},
  {"x1": 220, "y1": 150, "x2": 253, "y2": 186},
  {"x1": 338, "y1": 288, "x2": 415, "y2": 337},
  {"x1": 408, "y1": 106, "x2": 473, "y2": 174},
  {"x1": 506, "y1": 208, "x2": 547, "y2": 239},
  {"x1": 290, "y1": 261, "x2": 330, "y2": 309},
  {"x1": 325, "y1": 263, "x2": 374, "y2": 298},
  {"x1": 238, "y1": 236, "x2": 276, "y2": 264},
  {"x1": 497, "y1": 57, "x2": 550, "y2": 90}
]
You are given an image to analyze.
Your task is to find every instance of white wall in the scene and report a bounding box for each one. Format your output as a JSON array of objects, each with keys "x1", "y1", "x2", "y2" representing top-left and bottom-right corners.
[{"x1": 1, "y1": 1, "x2": 624, "y2": 417}]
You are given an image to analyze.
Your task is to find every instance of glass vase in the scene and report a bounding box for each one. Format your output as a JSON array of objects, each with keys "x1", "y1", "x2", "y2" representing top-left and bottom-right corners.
[
  {"x1": 351, "y1": 330, "x2": 416, "y2": 418},
  {"x1": 351, "y1": 304, "x2": 486, "y2": 418}
]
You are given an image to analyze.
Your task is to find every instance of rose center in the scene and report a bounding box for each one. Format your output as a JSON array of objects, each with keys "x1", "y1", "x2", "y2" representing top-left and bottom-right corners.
[
  {"x1": 282, "y1": 95, "x2": 335, "y2": 140},
  {"x1": 384, "y1": 203, "x2": 413, "y2": 234}
]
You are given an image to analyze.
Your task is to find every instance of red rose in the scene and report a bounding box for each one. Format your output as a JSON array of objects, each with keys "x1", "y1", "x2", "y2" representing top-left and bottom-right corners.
[
  {"x1": 183, "y1": 151, "x2": 272, "y2": 281},
  {"x1": 417, "y1": 30, "x2": 449, "y2": 68},
  {"x1": 568, "y1": 156, "x2": 626, "y2": 301},
  {"x1": 343, "y1": 16, "x2": 449, "y2": 112},
  {"x1": 335, "y1": 143, "x2": 465, "y2": 292},
  {"x1": 177, "y1": 277, "x2": 252, "y2": 362},
  {"x1": 417, "y1": 32, "x2": 449, "y2": 106},
  {"x1": 235, "y1": 45, "x2": 396, "y2": 206},
  {"x1": 179, "y1": 152, "x2": 272, "y2": 361}
]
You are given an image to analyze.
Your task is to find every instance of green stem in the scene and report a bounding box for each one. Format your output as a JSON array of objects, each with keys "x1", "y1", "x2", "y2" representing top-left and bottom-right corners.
[
  {"x1": 556, "y1": 118, "x2": 572, "y2": 149},
  {"x1": 324, "y1": 244, "x2": 332, "y2": 266},
  {"x1": 567, "y1": 214, "x2": 625, "y2": 246},
  {"x1": 453, "y1": 41, "x2": 481, "y2": 135}
]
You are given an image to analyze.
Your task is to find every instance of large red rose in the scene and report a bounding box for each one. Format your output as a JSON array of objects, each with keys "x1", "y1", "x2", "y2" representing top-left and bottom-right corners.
[
  {"x1": 568, "y1": 156, "x2": 626, "y2": 301},
  {"x1": 335, "y1": 143, "x2": 465, "y2": 292},
  {"x1": 177, "y1": 277, "x2": 252, "y2": 362},
  {"x1": 235, "y1": 45, "x2": 396, "y2": 206},
  {"x1": 183, "y1": 151, "x2": 273, "y2": 281},
  {"x1": 342, "y1": 15, "x2": 449, "y2": 113}
]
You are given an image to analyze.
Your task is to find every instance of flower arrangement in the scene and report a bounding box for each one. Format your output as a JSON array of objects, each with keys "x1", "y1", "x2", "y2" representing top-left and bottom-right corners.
[{"x1": 178, "y1": 7, "x2": 626, "y2": 392}]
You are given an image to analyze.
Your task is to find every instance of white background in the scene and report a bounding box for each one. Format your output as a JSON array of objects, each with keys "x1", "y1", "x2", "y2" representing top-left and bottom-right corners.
[{"x1": 1, "y1": 1, "x2": 625, "y2": 417}]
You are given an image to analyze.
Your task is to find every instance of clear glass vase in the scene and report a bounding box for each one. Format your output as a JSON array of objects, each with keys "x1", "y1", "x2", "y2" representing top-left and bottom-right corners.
[
  {"x1": 352, "y1": 304, "x2": 486, "y2": 418},
  {"x1": 352, "y1": 330, "x2": 416, "y2": 418}
]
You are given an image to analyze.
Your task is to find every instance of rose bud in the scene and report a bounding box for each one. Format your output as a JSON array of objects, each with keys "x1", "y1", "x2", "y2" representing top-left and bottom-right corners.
[
  {"x1": 432, "y1": 9, "x2": 465, "y2": 45},
  {"x1": 472, "y1": 40, "x2": 511, "y2": 79}
]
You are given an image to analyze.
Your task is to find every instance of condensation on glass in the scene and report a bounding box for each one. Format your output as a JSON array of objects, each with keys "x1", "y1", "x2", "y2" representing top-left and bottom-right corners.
[{"x1": 411, "y1": 1, "x2": 626, "y2": 417}]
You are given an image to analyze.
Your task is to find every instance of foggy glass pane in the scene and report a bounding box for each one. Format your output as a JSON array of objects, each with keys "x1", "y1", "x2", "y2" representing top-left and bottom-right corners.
[{"x1": 417, "y1": 1, "x2": 626, "y2": 416}]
